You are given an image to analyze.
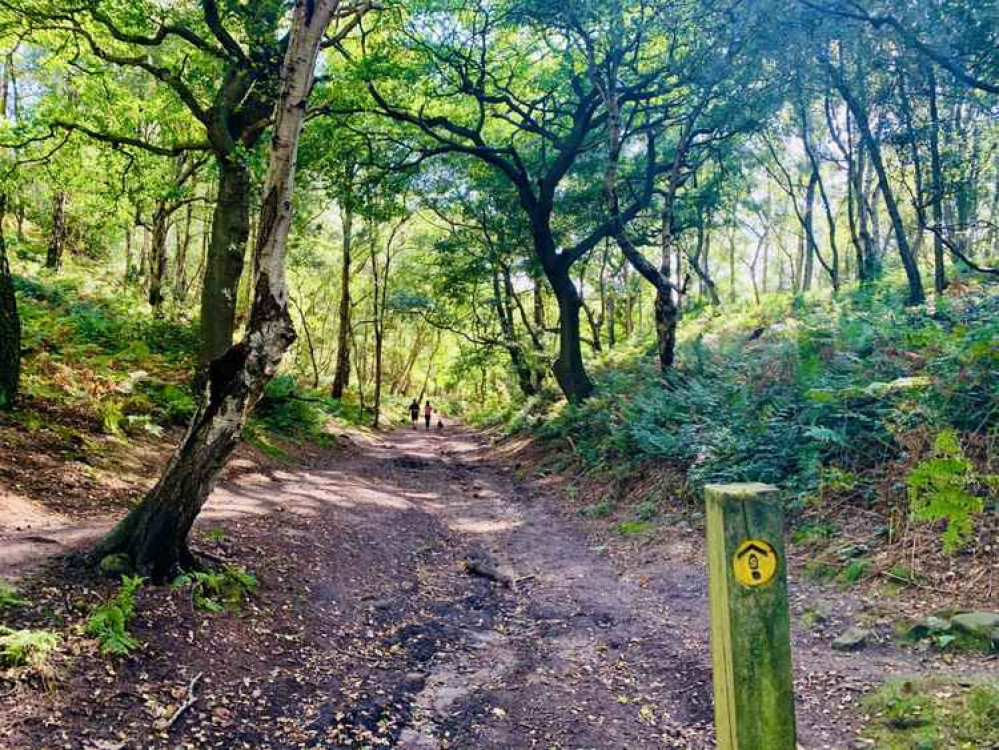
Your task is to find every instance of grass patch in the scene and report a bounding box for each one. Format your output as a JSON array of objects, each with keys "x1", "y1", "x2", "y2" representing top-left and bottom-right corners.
[
  {"x1": 838, "y1": 559, "x2": 871, "y2": 587},
  {"x1": 862, "y1": 678, "x2": 999, "y2": 749},
  {"x1": 244, "y1": 424, "x2": 291, "y2": 461},
  {"x1": 802, "y1": 559, "x2": 838, "y2": 582},
  {"x1": 617, "y1": 520, "x2": 655, "y2": 535},
  {"x1": 0, "y1": 627, "x2": 60, "y2": 673},
  {"x1": 0, "y1": 579, "x2": 30, "y2": 610}
]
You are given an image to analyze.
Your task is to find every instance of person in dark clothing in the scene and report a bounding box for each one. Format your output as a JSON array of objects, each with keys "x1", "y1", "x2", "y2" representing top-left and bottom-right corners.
[
  {"x1": 408, "y1": 399, "x2": 420, "y2": 429},
  {"x1": 424, "y1": 400, "x2": 433, "y2": 430}
]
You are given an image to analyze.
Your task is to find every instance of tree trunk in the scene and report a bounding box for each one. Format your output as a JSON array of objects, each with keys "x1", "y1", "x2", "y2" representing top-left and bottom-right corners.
[
  {"x1": 927, "y1": 67, "x2": 947, "y2": 294},
  {"x1": 549, "y1": 265, "x2": 593, "y2": 403},
  {"x1": 834, "y1": 75, "x2": 925, "y2": 304},
  {"x1": 494, "y1": 265, "x2": 537, "y2": 397},
  {"x1": 729, "y1": 229, "x2": 737, "y2": 301},
  {"x1": 174, "y1": 202, "x2": 194, "y2": 301},
  {"x1": 148, "y1": 205, "x2": 170, "y2": 315},
  {"x1": 96, "y1": 0, "x2": 335, "y2": 580},
  {"x1": 0, "y1": 193, "x2": 19, "y2": 410},
  {"x1": 654, "y1": 282, "x2": 679, "y2": 374},
  {"x1": 989, "y1": 154, "x2": 999, "y2": 256},
  {"x1": 200, "y1": 160, "x2": 252, "y2": 365},
  {"x1": 139, "y1": 224, "x2": 150, "y2": 286},
  {"x1": 45, "y1": 191, "x2": 67, "y2": 270},
  {"x1": 801, "y1": 168, "x2": 817, "y2": 292},
  {"x1": 124, "y1": 220, "x2": 134, "y2": 284},
  {"x1": 330, "y1": 201, "x2": 353, "y2": 399}
]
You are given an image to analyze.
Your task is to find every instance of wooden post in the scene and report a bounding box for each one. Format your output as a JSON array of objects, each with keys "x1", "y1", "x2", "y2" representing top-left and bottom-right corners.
[{"x1": 705, "y1": 482, "x2": 796, "y2": 750}]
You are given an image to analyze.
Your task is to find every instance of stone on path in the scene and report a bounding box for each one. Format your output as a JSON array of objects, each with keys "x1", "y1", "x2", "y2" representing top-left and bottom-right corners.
[{"x1": 831, "y1": 626, "x2": 871, "y2": 651}]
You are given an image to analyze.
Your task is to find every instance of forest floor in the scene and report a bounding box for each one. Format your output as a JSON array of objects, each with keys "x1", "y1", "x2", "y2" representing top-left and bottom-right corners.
[{"x1": 1, "y1": 425, "x2": 996, "y2": 749}]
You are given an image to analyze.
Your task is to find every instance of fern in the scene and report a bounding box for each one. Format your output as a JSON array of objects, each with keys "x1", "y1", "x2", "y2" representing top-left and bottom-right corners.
[
  {"x1": 86, "y1": 574, "x2": 145, "y2": 655},
  {"x1": 172, "y1": 566, "x2": 258, "y2": 613},
  {"x1": 0, "y1": 627, "x2": 61, "y2": 669},
  {"x1": 907, "y1": 430, "x2": 984, "y2": 554}
]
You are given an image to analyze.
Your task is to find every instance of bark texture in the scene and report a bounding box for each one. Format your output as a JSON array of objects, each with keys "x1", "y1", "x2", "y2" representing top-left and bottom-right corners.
[{"x1": 201, "y1": 161, "x2": 253, "y2": 364}]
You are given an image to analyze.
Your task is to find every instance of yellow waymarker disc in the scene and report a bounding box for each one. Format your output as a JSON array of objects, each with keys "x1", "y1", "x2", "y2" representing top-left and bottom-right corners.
[{"x1": 733, "y1": 539, "x2": 778, "y2": 587}]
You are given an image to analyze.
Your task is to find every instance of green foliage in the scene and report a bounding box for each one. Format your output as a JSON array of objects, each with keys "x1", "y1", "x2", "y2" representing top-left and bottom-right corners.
[
  {"x1": 204, "y1": 526, "x2": 228, "y2": 544},
  {"x1": 254, "y1": 375, "x2": 325, "y2": 438},
  {"x1": 579, "y1": 497, "x2": 615, "y2": 519},
  {"x1": 838, "y1": 559, "x2": 871, "y2": 586},
  {"x1": 0, "y1": 579, "x2": 30, "y2": 610},
  {"x1": 862, "y1": 679, "x2": 999, "y2": 749},
  {"x1": 503, "y1": 282, "x2": 996, "y2": 564},
  {"x1": 243, "y1": 423, "x2": 291, "y2": 461},
  {"x1": 635, "y1": 498, "x2": 659, "y2": 521},
  {"x1": 86, "y1": 575, "x2": 144, "y2": 656},
  {"x1": 907, "y1": 431, "x2": 985, "y2": 554},
  {"x1": 252, "y1": 375, "x2": 375, "y2": 441},
  {"x1": 132, "y1": 381, "x2": 196, "y2": 424},
  {"x1": 617, "y1": 520, "x2": 654, "y2": 535},
  {"x1": 791, "y1": 520, "x2": 839, "y2": 545},
  {"x1": 0, "y1": 627, "x2": 61, "y2": 670},
  {"x1": 171, "y1": 567, "x2": 258, "y2": 613},
  {"x1": 802, "y1": 559, "x2": 837, "y2": 582},
  {"x1": 98, "y1": 398, "x2": 125, "y2": 437}
]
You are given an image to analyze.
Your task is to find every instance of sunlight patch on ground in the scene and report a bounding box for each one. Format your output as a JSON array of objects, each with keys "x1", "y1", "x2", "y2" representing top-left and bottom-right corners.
[{"x1": 446, "y1": 516, "x2": 522, "y2": 534}]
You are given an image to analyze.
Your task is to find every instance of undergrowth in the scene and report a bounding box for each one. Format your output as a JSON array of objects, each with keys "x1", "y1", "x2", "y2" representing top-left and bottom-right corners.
[
  {"x1": 862, "y1": 678, "x2": 999, "y2": 749},
  {"x1": 86, "y1": 574, "x2": 145, "y2": 655},
  {"x1": 487, "y1": 279, "x2": 999, "y2": 557},
  {"x1": 0, "y1": 579, "x2": 30, "y2": 610},
  {"x1": 0, "y1": 626, "x2": 61, "y2": 674}
]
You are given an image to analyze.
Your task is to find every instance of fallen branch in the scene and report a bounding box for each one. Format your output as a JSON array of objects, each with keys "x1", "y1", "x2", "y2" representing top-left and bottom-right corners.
[{"x1": 165, "y1": 672, "x2": 203, "y2": 731}]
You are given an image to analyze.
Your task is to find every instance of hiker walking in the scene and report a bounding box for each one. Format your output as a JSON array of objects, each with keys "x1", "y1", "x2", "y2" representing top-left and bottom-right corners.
[
  {"x1": 424, "y1": 400, "x2": 433, "y2": 431},
  {"x1": 408, "y1": 398, "x2": 420, "y2": 430}
]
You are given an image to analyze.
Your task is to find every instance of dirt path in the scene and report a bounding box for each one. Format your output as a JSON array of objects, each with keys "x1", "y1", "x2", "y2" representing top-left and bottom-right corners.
[{"x1": 3, "y1": 426, "x2": 990, "y2": 749}]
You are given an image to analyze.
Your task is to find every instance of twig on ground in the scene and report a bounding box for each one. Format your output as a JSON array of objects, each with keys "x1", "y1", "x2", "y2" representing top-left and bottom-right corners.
[{"x1": 165, "y1": 671, "x2": 203, "y2": 731}]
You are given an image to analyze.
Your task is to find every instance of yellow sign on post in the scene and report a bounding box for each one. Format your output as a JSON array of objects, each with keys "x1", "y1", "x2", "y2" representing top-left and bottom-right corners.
[
  {"x1": 733, "y1": 539, "x2": 777, "y2": 588},
  {"x1": 705, "y1": 483, "x2": 796, "y2": 750}
]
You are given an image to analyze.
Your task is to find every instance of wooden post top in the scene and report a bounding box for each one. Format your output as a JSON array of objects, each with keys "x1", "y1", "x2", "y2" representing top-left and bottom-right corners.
[{"x1": 704, "y1": 482, "x2": 778, "y2": 498}]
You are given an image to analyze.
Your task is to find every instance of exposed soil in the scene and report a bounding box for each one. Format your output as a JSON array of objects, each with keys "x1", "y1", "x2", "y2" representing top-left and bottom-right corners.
[{"x1": 1, "y1": 426, "x2": 995, "y2": 749}]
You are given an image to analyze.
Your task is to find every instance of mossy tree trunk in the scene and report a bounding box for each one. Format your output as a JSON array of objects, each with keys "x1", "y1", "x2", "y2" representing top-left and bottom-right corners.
[{"x1": 96, "y1": 0, "x2": 342, "y2": 580}]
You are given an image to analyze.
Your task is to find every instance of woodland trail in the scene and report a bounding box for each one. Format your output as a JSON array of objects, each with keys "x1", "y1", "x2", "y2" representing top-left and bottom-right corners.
[{"x1": 3, "y1": 426, "x2": 989, "y2": 749}]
